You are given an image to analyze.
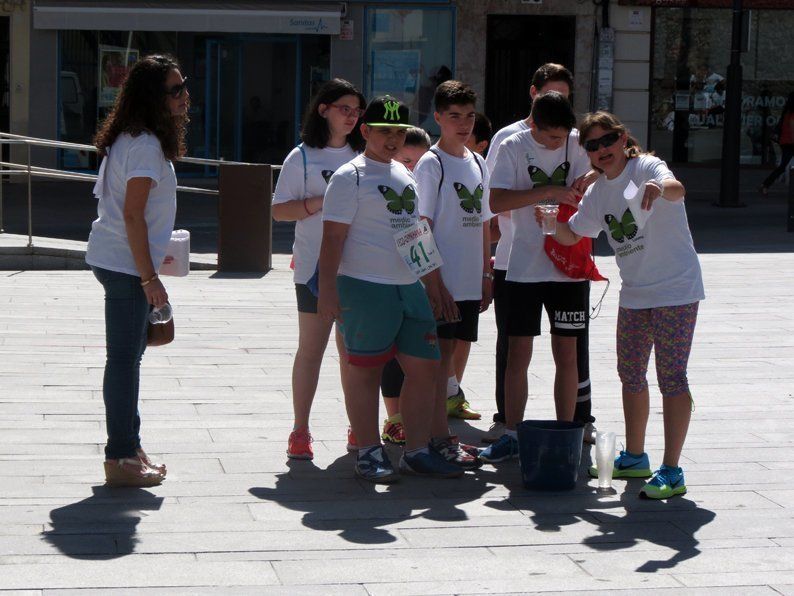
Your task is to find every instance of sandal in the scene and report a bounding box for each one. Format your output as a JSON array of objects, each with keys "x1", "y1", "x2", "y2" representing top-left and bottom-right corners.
[
  {"x1": 104, "y1": 457, "x2": 165, "y2": 488},
  {"x1": 136, "y1": 448, "x2": 167, "y2": 476}
]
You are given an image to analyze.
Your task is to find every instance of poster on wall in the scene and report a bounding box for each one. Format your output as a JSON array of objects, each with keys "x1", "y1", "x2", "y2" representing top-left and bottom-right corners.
[
  {"x1": 371, "y1": 49, "x2": 421, "y2": 104},
  {"x1": 98, "y1": 46, "x2": 139, "y2": 107}
]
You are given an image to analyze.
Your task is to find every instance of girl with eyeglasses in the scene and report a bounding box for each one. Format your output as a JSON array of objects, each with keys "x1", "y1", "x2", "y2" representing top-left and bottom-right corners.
[
  {"x1": 87, "y1": 54, "x2": 190, "y2": 487},
  {"x1": 547, "y1": 111, "x2": 704, "y2": 500},
  {"x1": 271, "y1": 79, "x2": 366, "y2": 460}
]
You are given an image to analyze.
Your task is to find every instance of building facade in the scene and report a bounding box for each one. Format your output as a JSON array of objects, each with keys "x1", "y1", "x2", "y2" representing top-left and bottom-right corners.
[{"x1": 5, "y1": 0, "x2": 794, "y2": 172}]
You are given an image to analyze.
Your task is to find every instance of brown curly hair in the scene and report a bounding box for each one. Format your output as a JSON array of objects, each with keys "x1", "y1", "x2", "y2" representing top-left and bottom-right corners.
[{"x1": 94, "y1": 54, "x2": 188, "y2": 161}]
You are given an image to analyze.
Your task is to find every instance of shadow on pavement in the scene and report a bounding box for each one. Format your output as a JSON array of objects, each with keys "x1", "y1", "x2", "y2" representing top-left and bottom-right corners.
[
  {"x1": 249, "y1": 454, "x2": 501, "y2": 546},
  {"x1": 42, "y1": 486, "x2": 164, "y2": 559}
]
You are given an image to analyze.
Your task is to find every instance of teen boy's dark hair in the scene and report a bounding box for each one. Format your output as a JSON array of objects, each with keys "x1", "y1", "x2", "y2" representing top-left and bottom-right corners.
[
  {"x1": 530, "y1": 63, "x2": 574, "y2": 93},
  {"x1": 404, "y1": 126, "x2": 431, "y2": 148},
  {"x1": 530, "y1": 91, "x2": 576, "y2": 131},
  {"x1": 472, "y1": 112, "x2": 492, "y2": 144},
  {"x1": 301, "y1": 78, "x2": 366, "y2": 151},
  {"x1": 434, "y1": 80, "x2": 477, "y2": 113}
]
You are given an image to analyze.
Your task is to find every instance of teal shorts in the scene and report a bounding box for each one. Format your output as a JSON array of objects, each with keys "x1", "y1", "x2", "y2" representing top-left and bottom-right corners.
[{"x1": 337, "y1": 275, "x2": 441, "y2": 367}]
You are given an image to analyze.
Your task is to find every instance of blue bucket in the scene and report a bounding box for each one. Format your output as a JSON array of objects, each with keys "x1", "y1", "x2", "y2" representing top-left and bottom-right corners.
[{"x1": 516, "y1": 420, "x2": 585, "y2": 491}]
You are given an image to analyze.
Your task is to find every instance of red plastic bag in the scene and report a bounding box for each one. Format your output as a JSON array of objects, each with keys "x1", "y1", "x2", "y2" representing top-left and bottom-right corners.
[{"x1": 544, "y1": 203, "x2": 607, "y2": 282}]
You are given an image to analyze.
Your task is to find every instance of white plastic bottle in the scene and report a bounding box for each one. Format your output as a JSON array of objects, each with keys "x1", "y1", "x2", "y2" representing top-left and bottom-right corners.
[{"x1": 149, "y1": 303, "x2": 173, "y2": 324}]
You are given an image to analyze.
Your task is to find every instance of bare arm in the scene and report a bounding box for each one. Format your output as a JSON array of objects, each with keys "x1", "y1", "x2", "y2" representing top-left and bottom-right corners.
[
  {"x1": 553, "y1": 221, "x2": 583, "y2": 246},
  {"x1": 317, "y1": 221, "x2": 349, "y2": 322},
  {"x1": 480, "y1": 222, "x2": 492, "y2": 312},
  {"x1": 272, "y1": 195, "x2": 324, "y2": 222},
  {"x1": 421, "y1": 215, "x2": 458, "y2": 322},
  {"x1": 642, "y1": 179, "x2": 686, "y2": 210},
  {"x1": 490, "y1": 185, "x2": 582, "y2": 214},
  {"x1": 123, "y1": 177, "x2": 168, "y2": 307}
]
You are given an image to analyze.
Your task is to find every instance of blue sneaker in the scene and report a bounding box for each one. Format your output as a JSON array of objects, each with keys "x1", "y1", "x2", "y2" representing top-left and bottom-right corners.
[
  {"x1": 399, "y1": 448, "x2": 464, "y2": 478},
  {"x1": 640, "y1": 465, "x2": 687, "y2": 499},
  {"x1": 478, "y1": 434, "x2": 519, "y2": 464},
  {"x1": 355, "y1": 445, "x2": 399, "y2": 484},
  {"x1": 589, "y1": 450, "x2": 652, "y2": 479}
]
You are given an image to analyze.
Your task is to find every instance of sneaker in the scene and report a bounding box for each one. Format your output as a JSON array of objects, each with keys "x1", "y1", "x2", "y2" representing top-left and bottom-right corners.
[
  {"x1": 640, "y1": 465, "x2": 687, "y2": 499},
  {"x1": 588, "y1": 450, "x2": 652, "y2": 479},
  {"x1": 346, "y1": 427, "x2": 358, "y2": 452},
  {"x1": 355, "y1": 445, "x2": 399, "y2": 484},
  {"x1": 583, "y1": 421, "x2": 597, "y2": 445},
  {"x1": 381, "y1": 414, "x2": 406, "y2": 445},
  {"x1": 432, "y1": 436, "x2": 482, "y2": 470},
  {"x1": 446, "y1": 389, "x2": 481, "y2": 420},
  {"x1": 455, "y1": 437, "x2": 481, "y2": 459},
  {"x1": 478, "y1": 434, "x2": 519, "y2": 464},
  {"x1": 482, "y1": 420, "x2": 506, "y2": 444},
  {"x1": 399, "y1": 448, "x2": 464, "y2": 478},
  {"x1": 287, "y1": 428, "x2": 313, "y2": 460}
]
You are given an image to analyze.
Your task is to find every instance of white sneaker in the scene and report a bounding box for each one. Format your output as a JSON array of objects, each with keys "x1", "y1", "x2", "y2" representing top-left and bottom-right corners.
[
  {"x1": 482, "y1": 421, "x2": 506, "y2": 444},
  {"x1": 583, "y1": 421, "x2": 597, "y2": 444}
]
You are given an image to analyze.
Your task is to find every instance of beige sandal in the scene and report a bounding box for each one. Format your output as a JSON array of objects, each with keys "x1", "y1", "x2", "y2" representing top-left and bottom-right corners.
[
  {"x1": 136, "y1": 449, "x2": 167, "y2": 476},
  {"x1": 104, "y1": 457, "x2": 165, "y2": 488}
]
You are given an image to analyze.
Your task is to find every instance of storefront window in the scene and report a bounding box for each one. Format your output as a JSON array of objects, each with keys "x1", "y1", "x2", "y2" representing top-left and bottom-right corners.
[
  {"x1": 650, "y1": 8, "x2": 794, "y2": 165},
  {"x1": 59, "y1": 31, "x2": 329, "y2": 171},
  {"x1": 364, "y1": 7, "x2": 455, "y2": 136}
]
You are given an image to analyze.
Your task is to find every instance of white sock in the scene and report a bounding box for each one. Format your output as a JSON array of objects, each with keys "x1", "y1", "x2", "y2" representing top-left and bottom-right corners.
[
  {"x1": 357, "y1": 445, "x2": 381, "y2": 458},
  {"x1": 505, "y1": 429, "x2": 518, "y2": 440},
  {"x1": 446, "y1": 376, "x2": 460, "y2": 398}
]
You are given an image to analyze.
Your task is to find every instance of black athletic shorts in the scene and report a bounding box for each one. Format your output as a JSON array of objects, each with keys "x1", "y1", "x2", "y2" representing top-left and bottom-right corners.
[
  {"x1": 437, "y1": 300, "x2": 480, "y2": 342},
  {"x1": 295, "y1": 283, "x2": 318, "y2": 314},
  {"x1": 505, "y1": 280, "x2": 589, "y2": 338}
]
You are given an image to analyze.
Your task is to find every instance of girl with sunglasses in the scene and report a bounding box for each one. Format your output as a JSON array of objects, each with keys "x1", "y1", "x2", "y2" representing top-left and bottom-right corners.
[
  {"x1": 547, "y1": 111, "x2": 704, "y2": 499},
  {"x1": 87, "y1": 54, "x2": 190, "y2": 487},
  {"x1": 272, "y1": 79, "x2": 366, "y2": 460}
]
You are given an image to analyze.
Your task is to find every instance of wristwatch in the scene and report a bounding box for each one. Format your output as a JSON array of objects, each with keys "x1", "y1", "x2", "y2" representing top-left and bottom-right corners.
[{"x1": 482, "y1": 272, "x2": 494, "y2": 280}]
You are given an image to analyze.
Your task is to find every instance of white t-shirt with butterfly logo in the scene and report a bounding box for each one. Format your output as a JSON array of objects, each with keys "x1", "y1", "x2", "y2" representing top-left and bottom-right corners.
[
  {"x1": 323, "y1": 154, "x2": 419, "y2": 285},
  {"x1": 489, "y1": 128, "x2": 591, "y2": 283},
  {"x1": 568, "y1": 154, "x2": 704, "y2": 309},
  {"x1": 273, "y1": 143, "x2": 357, "y2": 284},
  {"x1": 415, "y1": 145, "x2": 493, "y2": 301}
]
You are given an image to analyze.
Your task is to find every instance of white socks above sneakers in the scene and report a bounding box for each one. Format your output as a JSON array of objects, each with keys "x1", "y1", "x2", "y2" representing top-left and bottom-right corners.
[{"x1": 446, "y1": 376, "x2": 460, "y2": 398}]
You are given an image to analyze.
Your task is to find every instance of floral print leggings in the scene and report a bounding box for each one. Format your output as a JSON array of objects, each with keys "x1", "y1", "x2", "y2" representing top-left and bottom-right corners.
[{"x1": 617, "y1": 302, "x2": 699, "y2": 397}]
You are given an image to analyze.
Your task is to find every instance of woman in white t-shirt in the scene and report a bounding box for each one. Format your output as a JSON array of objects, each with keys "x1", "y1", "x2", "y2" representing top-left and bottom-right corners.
[
  {"x1": 551, "y1": 111, "x2": 704, "y2": 500},
  {"x1": 271, "y1": 79, "x2": 365, "y2": 461},
  {"x1": 86, "y1": 55, "x2": 189, "y2": 487}
]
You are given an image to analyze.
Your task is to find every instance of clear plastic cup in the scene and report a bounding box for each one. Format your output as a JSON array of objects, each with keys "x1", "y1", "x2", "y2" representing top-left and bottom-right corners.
[
  {"x1": 595, "y1": 431, "x2": 616, "y2": 490},
  {"x1": 539, "y1": 204, "x2": 559, "y2": 235}
]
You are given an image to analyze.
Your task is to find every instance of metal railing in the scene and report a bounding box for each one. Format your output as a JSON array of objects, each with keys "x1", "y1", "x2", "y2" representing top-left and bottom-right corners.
[{"x1": 0, "y1": 132, "x2": 280, "y2": 248}]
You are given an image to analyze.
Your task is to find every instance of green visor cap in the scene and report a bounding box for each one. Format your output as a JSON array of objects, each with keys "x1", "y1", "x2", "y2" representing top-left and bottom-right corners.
[{"x1": 362, "y1": 95, "x2": 413, "y2": 128}]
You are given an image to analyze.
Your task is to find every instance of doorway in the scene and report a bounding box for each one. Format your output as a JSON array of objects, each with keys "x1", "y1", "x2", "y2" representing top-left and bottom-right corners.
[
  {"x1": 485, "y1": 15, "x2": 576, "y2": 131},
  {"x1": 204, "y1": 34, "x2": 329, "y2": 168},
  {"x1": 0, "y1": 17, "x2": 9, "y2": 163}
]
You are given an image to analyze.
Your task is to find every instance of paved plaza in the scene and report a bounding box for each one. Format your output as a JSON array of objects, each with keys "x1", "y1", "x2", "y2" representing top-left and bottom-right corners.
[{"x1": 1, "y1": 248, "x2": 794, "y2": 593}]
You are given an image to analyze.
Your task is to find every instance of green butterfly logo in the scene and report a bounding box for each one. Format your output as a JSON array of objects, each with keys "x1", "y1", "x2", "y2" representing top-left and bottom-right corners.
[
  {"x1": 321, "y1": 170, "x2": 334, "y2": 184},
  {"x1": 528, "y1": 162, "x2": 570, "y2": 187},
  {"x1": 454, "y1": 182, "x2": 483, "y2": 214},
  {"x1": 605, "y1": 209, "x2": 638, "y2": 243},
  {"x1": 378, "y1": 184, "x2": 416, "y2": 215}
]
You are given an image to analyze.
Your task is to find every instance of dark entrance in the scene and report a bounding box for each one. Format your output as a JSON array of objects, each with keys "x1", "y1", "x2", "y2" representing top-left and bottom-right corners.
[
  {"x1": 485, "y1": 15, "x2": 576, "y2": 131},
  {"x1": 0, "y1": 17, "x2": 9, "y2": 162}
]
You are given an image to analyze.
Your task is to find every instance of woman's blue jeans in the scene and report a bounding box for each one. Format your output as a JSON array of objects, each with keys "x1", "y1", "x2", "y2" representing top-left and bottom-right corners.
[{"x1": 91, "y1": 266, "x2": 149, "y2": 459}]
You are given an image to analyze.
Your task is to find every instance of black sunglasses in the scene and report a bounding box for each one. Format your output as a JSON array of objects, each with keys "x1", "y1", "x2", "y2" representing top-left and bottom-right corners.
[
  {"x1": 166, "y1": 77, "x2": 188, "y2": 99},
  {"x1": 583, "y1": 131, "x2": 620, "y2": 153}
]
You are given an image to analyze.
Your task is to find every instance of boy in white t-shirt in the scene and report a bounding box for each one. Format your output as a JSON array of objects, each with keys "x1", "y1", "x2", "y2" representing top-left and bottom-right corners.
[
  {"x1": 483, "y1": 63, "x2": 599, "y2": 445},
  {"x1": 481, "y1": 91, "x2": 592, "y2": 463},
  {"x1": 414, "y1": 81, "x2": 492, "y2": 469},
  {"x1": 318, "y1": 96, "x2": 463, "y2": 483}
]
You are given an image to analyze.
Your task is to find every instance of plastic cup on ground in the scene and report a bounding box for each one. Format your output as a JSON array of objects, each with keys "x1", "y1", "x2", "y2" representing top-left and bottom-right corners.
[
  {"x1": 539, "y1": 205, "x2": 559, "y2": 235},
  {"x1": 595, "y1": 431, "x2": 616, "y2": 490}
]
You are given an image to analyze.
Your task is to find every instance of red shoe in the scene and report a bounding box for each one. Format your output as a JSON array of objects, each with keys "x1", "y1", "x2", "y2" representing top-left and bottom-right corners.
[
  {"x1": 431, "y1": 436, "x2": 482, "y2": 470},
  {"x1": 381, "y1": 414, "x2": 406, "y2": 445},
  {"x1": 287, "y1": 428, "x2": 313, "y2": 460},
  {"x1": 450, "y1": 435, "x2": 480, "y2": 459},
  {"x1": 346, "y1": 427, "x2": 359, "y2": 452}
]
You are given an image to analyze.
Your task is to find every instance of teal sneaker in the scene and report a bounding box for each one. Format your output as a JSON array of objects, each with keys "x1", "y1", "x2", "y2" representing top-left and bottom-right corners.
[
  {"x1": 589, "y1": 450, "x2": 652, "y2": 479},
  {"x1": 640, "y1": 465, "x2": 687, "y2": 499}
]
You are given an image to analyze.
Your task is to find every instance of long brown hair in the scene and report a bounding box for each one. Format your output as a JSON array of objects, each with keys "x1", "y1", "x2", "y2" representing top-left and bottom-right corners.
[
  {"x1": 94, "y1": 54, "x2": 188, "y2": 161},
  {"x1": 578, "y1": 111, "x2": 649, "y2": 159}
]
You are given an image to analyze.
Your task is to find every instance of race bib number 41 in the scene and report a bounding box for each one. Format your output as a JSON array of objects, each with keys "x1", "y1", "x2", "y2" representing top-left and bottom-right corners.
[{"x1": 393, "y1": 220, "x2": 443, "y2": 278}]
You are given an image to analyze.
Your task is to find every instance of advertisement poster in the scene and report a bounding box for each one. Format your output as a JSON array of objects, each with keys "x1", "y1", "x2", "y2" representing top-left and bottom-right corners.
[
  {"x1": 371, "y1": 49, "x2": 420, "y2": 103},
  {"x1": 98, "y1": 46, "x2": 139, "y2": 107}
]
